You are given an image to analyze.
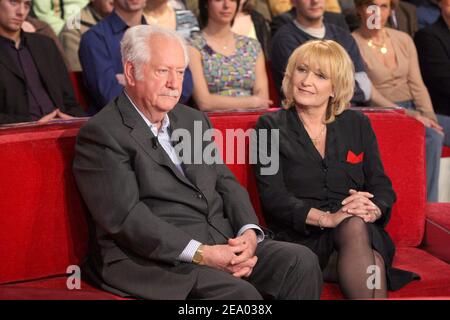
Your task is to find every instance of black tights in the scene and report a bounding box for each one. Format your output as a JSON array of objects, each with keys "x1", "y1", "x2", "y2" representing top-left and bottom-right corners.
[{"x1": 323, "y1": 216, "x2": 388, "y2": 299}]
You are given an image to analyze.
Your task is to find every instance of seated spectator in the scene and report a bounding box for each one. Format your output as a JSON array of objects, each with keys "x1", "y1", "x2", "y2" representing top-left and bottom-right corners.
[
  {"x1": 268, "y1": 0, "x2": 342, "y2": 17},
  {"x1": 22, "y1": 15, "x2": 69, "y2": 67},
  {"x1": 254, "y1": 40, "x2": 419, "y2": 299},
  {"x1": 231, "y1": 0, "x2": 271, "y2": 58},
  {"x1": 143, "y1": 0, "x2": 199, "y2": 40},
  {"x1": 33, "y1": 0, "x2": 89, "y2": 35},
  {"x1": 352, "y1": 0, "x2": 450, "y2": 202},
  {"x1": 270, "y1": 6, "x2": 350, "y2": 37},
  {"x1": 415, "y1": 0, "x2": 450, "y2": 117},
  {"x1": 79, "y1": 0, "x2": 146, "y2": 113},
  {"x1": 341, "y1": 0, "x2": 419, "y2": 35},
  {"x1": 60, "y1": 0, "x2": 114, "y2": 72},
  {"x1": 188, "y1": 0, "x2": 271, "y2": 111},
  {"x1": 270, "y1": 0, "x2": 371, "y2": 106},
  {"x1": 409, "y1": 0, "x2": 441, "y2": 28},
  {"x1": 186, "y1": 0, "x2": 273, "y2": 22},
  {"x1": 0, "y1": 0, "x2": 85, "y2": 125}
]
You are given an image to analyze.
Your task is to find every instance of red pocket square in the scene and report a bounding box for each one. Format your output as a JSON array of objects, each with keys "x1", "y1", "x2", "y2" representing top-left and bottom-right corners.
[{"x1": 346, "y1": 151, "x2": 364, "y2": 164}]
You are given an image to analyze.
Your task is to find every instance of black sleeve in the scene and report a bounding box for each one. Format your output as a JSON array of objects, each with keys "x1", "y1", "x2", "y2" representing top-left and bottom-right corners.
[{"x1": 253, "y1": 115, "x2": 312, "y2": 236}]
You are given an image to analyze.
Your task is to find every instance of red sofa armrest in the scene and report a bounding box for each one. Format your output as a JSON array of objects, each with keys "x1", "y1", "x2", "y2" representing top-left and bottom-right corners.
[{"x1": 422, "y1": 203, "x2": 450, "y2": 263}]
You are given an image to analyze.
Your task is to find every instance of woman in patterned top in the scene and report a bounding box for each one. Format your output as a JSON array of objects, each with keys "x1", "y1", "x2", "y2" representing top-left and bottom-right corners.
[{"x1": 188, "y1": 0, "x2": 272, "y2": 111}]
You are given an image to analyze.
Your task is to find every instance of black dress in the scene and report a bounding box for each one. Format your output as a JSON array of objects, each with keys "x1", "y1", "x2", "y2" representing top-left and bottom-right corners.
[{"x1": 254, "y1": 108, "x2": 419, "y2": 290}]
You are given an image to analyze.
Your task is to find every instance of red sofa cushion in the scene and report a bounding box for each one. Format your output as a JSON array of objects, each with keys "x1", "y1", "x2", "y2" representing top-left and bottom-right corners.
[
  {"x1": 0, "y1": 121, "x2": 89, "y2": 284},
  {"x1": 422, "y1": 203, "x2": 450, "y2": 262}
]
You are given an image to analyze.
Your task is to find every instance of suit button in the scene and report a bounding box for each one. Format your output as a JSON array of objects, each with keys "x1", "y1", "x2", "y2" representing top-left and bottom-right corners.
[
  {"x1": 206, "y1": 217, "x2": 211, "y2": 223},
  {"x1": 196, "y1": 193, "x2": 203, "y2": 199}
]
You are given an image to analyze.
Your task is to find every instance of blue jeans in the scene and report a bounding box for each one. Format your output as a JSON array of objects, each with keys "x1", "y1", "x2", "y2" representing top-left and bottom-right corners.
[{"x1": 397, "y1": 101, "x2": 450, "y2": 202}]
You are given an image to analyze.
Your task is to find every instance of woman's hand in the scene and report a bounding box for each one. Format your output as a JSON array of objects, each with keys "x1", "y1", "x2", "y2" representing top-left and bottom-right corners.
[
  {"x1": 321, "y1": 210, "x2": 352, "y2": 228},
  {"x1": 341, "y1": 189, "x2": 381, "y2": 223},
  {"x1": 414, "y1": 114, "x2": 444, "y2": 135}
]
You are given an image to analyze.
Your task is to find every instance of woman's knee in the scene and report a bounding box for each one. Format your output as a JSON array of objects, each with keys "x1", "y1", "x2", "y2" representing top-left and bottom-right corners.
[
  {"x1": 373, "y1": 250, "x2": 386, "y2": 270},
  {"x1": 335, "y1": 216, "x2": 369, "y2": 245}
]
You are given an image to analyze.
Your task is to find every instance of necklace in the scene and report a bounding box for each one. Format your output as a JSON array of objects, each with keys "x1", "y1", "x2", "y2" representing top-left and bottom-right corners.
[
  {"x1": 298, "y1": 114, "x2": 326, "y2": 146},
  {"x1": 368, "y1": 39, "x2": 388, "y2": 54},
  {"x1": 203, "y1": 31, "x2": 234, "y2": 51},
  {"x1": 309, "y1": 125, "x2": 326, "y2": 146}
]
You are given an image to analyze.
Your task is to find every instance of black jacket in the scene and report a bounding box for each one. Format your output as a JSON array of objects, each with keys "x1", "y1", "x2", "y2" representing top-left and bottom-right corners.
[
  {"x1": 0, "y1": 32, "x2": 85, "y2": 124},
  {"x1": 415, "y1": 17, "x2": 450, "y2": 116},
  {"x1": 254, "y1": 108, "x2": 396, "y2": 240}
]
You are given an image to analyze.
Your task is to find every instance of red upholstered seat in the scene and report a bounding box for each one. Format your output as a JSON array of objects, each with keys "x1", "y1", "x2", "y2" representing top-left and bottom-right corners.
[
  {"x1": 442, "y1": 146, "x2": 450, "y2": 158},
  {"x1": 0, "y1": 278, "x2": 124, "y2": 300},
  {"x1": 69, "y1": 72, "x2": 91, "y2": 112},
  {"x1": 0, "y1": 109, "x2": 449, "y2": 300},
  {"x1": 421, "y1": 203, "x2": 450, "y2": 263}
]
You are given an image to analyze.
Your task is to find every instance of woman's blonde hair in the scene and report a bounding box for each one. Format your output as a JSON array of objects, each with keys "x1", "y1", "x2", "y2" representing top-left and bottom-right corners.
[{"x1": 281, "y1": 40, "x2": 355, "y2": 123}]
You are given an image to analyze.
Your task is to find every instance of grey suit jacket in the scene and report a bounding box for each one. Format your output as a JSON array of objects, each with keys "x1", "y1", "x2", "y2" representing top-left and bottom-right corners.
[{"x1": 73, "y1": 92, "x2": 259, "y2": 299}]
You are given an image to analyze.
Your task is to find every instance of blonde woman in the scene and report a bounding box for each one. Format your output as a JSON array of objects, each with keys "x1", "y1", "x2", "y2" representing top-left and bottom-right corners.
[{"x1": 254, "y1": 40, "x2": 418, "y2": 299}]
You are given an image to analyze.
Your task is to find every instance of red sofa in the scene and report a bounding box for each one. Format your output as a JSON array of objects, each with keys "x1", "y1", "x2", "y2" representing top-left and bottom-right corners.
[{"x1": 0, "y1": 110, "x2": 449, "y2": 300}]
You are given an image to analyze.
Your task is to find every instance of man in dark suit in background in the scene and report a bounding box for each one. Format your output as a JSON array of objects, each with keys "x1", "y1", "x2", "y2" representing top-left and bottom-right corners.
[
  {"x1": 73, "y1": 25, "x2": 323, "y2": 300},
  {"x1": 415, "y1": 0, "x2": 450, "y2": 117},
  {"x1": 0, "y1": 0, "x2": 85, "y2": 125}
]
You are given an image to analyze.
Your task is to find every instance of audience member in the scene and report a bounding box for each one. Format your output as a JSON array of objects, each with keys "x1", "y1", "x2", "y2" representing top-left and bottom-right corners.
[
  {"x1": 231, "y1": 0, "x2": 271, "y2": 57},
  {"x1": 415, "y1": 0, "x2": 450, "y2": 117},
  {"x1": 352, "y1": 0, "x2": 450, "y2": 202},
  {"x1": 188, "y1": 0, "x2": 271, "y2": 111},
  {"x1": 33, "y1": 0, "x2": 89, "y2": 35},
  {"x1": 60, "y1": 0, "x2": 114, "y2": 72},
  {"x1": 270, "y1": 6, "x2": 349, "y2": 36},
  {"x1": 0, "y1": 0, "x2": 85, "y2": 124}
]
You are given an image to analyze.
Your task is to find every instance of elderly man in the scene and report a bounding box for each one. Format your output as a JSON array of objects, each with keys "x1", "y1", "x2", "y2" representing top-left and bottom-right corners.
[{"x1": 73, "y1": 25, "x2": 322, "y2": 300}]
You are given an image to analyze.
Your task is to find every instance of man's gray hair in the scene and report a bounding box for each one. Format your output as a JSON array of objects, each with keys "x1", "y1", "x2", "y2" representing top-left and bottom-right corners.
[{"x1": 120, "y1": 25, "x2": 190, "y2": 81}]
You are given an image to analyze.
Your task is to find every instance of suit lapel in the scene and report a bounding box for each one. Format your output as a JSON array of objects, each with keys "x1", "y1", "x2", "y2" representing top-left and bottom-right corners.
[
  {"x1": 168, "y1": 106, "x2": 204, "y2": 189},
  {"x1": 117, "y1": 94, "x2": 197, "y2": 189},
  {"x1": 0, "y1": 39, "x2": 25, "y2": 81}
]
